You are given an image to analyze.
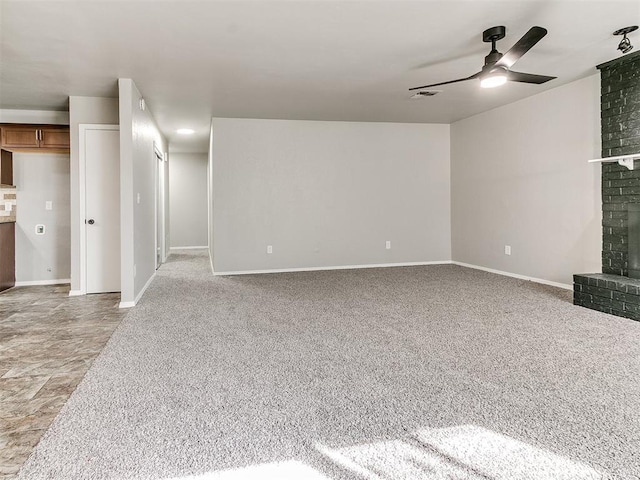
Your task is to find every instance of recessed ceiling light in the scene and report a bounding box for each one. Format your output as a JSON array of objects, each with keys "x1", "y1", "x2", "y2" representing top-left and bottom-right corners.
[{"x1": 177, "y1": 128, "x2": 195, "y2": 135}]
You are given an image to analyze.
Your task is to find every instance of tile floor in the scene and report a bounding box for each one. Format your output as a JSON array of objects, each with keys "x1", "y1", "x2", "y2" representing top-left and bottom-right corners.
[{"x1": 0, "y1": 284, "x2": 127, "y2": 479}]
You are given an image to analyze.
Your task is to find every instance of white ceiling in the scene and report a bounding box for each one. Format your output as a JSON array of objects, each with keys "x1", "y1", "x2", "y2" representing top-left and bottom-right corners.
[{"x1": 1, "y1": 0, "x2": 639, "y2": 152}]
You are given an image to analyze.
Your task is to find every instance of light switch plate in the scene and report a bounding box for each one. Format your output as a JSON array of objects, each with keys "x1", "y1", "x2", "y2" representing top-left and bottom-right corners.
[
  {"x1": 45, "y1": 201, "x2": 53, "y2": 210},
  {"x1": 35, "y1": 224, "x2": 45, "y2": 235}
]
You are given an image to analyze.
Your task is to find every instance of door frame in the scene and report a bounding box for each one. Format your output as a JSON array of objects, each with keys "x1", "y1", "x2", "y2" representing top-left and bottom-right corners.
[
  {"x1": 153, "y1": 142, "x2": 166, "y2": 270},
  {"x1": 78, "y1": 124, "x2": 119, "y2": 295}
]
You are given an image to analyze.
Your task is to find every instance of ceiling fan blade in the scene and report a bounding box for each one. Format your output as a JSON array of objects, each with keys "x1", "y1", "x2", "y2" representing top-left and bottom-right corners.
[
  {"x1": 507, "y1": 70, "x2": 556, "y2": 84},
  {"x1": 409, "y1": 72, "x2": 480, "y2": 91},
  {"x1": 495, "y1": 26, "x2": 548, "y2": 69}
]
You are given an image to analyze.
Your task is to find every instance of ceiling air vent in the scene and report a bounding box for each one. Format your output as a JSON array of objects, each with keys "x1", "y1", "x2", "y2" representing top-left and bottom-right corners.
[{"x1": 411, "y1": 90, "x2": 441, "y2": 99}]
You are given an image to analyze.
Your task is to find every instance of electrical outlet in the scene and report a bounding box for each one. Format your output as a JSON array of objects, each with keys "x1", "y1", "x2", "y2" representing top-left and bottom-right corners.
[
  {"x1": 505, "y1": 245, "x2": 511, "y2": 255},
  {"x1": 385, "y1": 240, "x2": 391, "y2": 250},
  {"x1": 267, "y1": 245, "x2": 273, "y2": 254},
  {"x1": 45, "y1": 201, "x2": 52, "y2": 210}
]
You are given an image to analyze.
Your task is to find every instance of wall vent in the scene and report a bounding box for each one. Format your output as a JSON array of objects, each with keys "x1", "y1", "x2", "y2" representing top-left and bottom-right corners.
[{"x1": 411, "y1": 90, "x2": 441, "y2": 99}]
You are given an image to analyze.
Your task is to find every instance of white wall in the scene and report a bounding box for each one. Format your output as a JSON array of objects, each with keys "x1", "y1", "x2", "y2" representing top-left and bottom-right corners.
[
  {"x1": 68, "y1": 96, "x2": 119, "y2": 293},
  {"x1": 13, "y1": 153, "x2": 70, "y2": 283},
  {"x1": 169, "y1": 152, "x2": 208, "y2": 248},
  {"x1": 211, "y1": 118, "x2": 451, "y2": 273},
  {"x1": 451, "y1": 74, "x2": 602, "y2": 287},
  {"x1": 118, "y1": 79, "x2": 168, "y2": 306}
]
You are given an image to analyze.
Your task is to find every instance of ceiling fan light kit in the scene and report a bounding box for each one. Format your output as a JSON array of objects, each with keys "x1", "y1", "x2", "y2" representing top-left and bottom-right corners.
[
  {"x1": 614, "y1": 25, "x2": 638, "y2": 54},
  {"x1": 480, "y1": 67, "x2": 508, "y2": 88},
  {"x1": 410, "y1": 25, "x2": 556, "y2": 92}
]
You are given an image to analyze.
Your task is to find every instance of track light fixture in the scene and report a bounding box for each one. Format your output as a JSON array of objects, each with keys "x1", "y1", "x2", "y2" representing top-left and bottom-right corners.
[{"x1": 613, "y1": 26, "x2": 638, "y2": 55}]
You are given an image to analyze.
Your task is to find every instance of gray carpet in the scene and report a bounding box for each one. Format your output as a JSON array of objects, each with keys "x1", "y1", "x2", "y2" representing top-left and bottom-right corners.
[{"x1": 17, "y1": 250, "x2": 640, "y2": 479}]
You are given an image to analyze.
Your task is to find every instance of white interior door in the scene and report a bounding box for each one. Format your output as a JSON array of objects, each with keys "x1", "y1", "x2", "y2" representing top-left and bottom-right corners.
[{"x1": 85, "y1": 127, "x2": 120, "y2": 293}]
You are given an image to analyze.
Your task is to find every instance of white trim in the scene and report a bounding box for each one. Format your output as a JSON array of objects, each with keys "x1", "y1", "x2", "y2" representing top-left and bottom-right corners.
[
  {"x1": 135, "y1": 272, "x2": 156, "y2": 303},
  {"x1": 119, "y1": 271, "x2": 156, "y2": 308},
  {"x1": 15, "y1": 279, "x2": 70, "y2": 287},
  {"x1": 451, "y1": 261, "x2": 572, "y2": 290},
  {"x1": 0, "y1": 109, "x2": 69, "y2": 125},
  {"x1": 68, "y1": 289, "x2": 84, "y2": 296},
  {"x1": 214, "y1": 261, "x2": 453, "y2": 276},
  {"x1": 79, "y1": 124, "x2": 119, "y2": 296},
  {"x1": 170, "y1": 246, "x2": 208, "y2": 251},
  {"x1": 210, "y1": 249, "x2": 214, "y2": 274},
  {"x1": 153, "y1": 143, "x2": 165, "y2": 270},
  {"x1": 153, "y1": 142, "x2": 164, "y2": 160}
]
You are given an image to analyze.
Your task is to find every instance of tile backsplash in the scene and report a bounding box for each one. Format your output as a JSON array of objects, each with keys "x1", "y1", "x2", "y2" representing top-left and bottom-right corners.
[{"x1": 0, "y1": 185, "x2": 17, "y2": 223}]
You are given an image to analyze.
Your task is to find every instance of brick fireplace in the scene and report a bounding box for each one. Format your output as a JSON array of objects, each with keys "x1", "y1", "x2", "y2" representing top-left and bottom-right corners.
[{"x1": 574, "y1": 50, "x2": 640, "y2": 321}]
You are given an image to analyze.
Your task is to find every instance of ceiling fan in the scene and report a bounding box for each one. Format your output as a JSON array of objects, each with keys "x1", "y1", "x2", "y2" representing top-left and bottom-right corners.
[{"x1": 409, "y1": 26, "x2": 556, "y2": 91}]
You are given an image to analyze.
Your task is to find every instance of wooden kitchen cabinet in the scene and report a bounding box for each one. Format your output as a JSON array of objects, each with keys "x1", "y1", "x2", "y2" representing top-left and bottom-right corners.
[
  {"x1": 0, "y1": 149, "x2": 12, "y2": 185},
  {"x1": 40, "y1": 127, "x2": 71, "y2": 149},
  {"x1": 1, "y1": 125, "x2": 70, "y2": 152},
  {"x1": 1, "y1": 126, "x2": 40, "y2": 149},
  {"x1": 0, "y1": 222, "x2": 15, "y2": 292}
]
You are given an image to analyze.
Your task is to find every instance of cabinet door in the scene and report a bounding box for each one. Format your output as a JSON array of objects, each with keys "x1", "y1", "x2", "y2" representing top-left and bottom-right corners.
[
  {"x1": 1, "y1": 126, "x2": 39, "y2": 148},
  {"x1": 0, "y1": 222, "x2": 16, "y2": 292},
  {"x1": 39, "y1": 127, "x2": 70, "y2": 149},
  {"x1": 0, "y1": 150, "x2": 12, "y2": 185}
]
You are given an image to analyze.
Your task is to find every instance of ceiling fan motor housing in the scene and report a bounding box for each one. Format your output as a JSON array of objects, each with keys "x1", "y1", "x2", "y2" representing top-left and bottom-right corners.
[{"x1": 484, "y1": 50, "x2": 503, "y2": 68}]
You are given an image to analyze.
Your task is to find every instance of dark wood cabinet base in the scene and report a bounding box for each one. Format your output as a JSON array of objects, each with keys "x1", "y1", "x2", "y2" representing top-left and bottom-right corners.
[{"x1": 0, "y1": 222, "x2": 16, "y2": 292}]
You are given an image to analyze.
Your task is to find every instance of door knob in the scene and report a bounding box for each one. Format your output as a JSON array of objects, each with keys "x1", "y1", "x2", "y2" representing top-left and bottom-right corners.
[{"x1": 87, "y1": 219, "x2": 95, "y2": 225}]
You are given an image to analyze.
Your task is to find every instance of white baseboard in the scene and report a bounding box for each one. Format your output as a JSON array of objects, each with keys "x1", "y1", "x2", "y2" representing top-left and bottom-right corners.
[
  {"x1": 170, "y1": 246, "x2": 208, "y2": 251},
  {"x1": 119, "y1": 271, "x2": 156, "y2": 309},
  {"x1": 451, "y1": 261, "x2": 572, "y2": 290},
  {"x1": 68, "y1": 289, "x2": 85, "y2": 297},
  {"x1": 135, "y1": 272, "x2": 156, "y2": 303},
  {"x1": 209, "y1": 251, "x2": 214, "y2": 275},
  {"x1": 214, "y1": 261, "x2": 453, "y2": 276},
  {"x1": 15, "y1": 279, "x2": 70, "y2": 287}
]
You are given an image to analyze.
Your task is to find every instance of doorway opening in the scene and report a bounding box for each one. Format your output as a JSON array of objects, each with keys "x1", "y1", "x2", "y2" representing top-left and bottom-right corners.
[{"x1": 154, "y1": 143, "x2": 165, "y2": 270}]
